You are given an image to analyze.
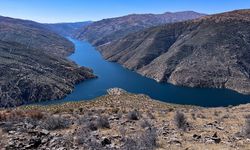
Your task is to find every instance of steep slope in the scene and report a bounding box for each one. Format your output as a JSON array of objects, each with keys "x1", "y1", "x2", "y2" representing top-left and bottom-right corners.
[
  {"x1": 75, "y1": 11, "x2": 205, "y2": 46},
  {"x1": 0, "y1": 16, "x2": 75, "y2": 57},
  {"x1": 44, "y1": 21, "x2": 92, "y2": 36},
  {"x1": 0, "y1": 16, "x2": 96, "y2": 107},
  {"x1": 99, "y1": 9, "x2": 250, "y2": 95}
]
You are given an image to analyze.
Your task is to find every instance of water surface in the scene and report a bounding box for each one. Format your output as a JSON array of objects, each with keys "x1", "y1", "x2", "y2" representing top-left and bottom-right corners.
[{"x1": 46, "y1": 38, "x2": 250, "y2": 107}]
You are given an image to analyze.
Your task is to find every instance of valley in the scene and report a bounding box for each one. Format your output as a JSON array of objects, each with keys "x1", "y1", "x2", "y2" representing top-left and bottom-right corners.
[{"x1": 0, "y1": 4, "x2": 250, "y2": 149}]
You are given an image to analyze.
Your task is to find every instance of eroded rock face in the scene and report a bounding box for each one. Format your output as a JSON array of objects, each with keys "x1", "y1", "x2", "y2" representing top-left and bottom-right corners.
[
  {"x1": 0, "y1": 16, "x2": 96, "y2": 107},
  {"x1": 0, "y1": 40, "x2": 96, "y2": 107},
  {"x1": 75, "y1": 11, "x2": 205, "y2": 46},
  {"x1": 98, "y1": 9, "x2": 250, "y2": 95}
]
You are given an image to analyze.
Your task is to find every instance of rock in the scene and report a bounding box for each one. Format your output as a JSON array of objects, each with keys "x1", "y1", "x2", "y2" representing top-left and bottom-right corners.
[
  {"x1": 212, "y1": 132, "x2": 221, "y2": 144},
  {"x1": 169, "y1": 138, "x2": 182, "y2": 145},
  {"x1": 8, "y1": 131, "x2": 15, "y2": 134},
  {"x1": 40, "y1": 129, "x2": 50, "y2": 135},
  {"x1": 193, "y1": 134, "x2": 201, "y2": 140},
  {"x1": 107, "y1": 88, "x2": 126, "y2": 96},
  {"x1": 205, "y1": 132, "x2": 221, "y2": 144},
  {"x1": 101, "y1": 138, "x2": 111, "y2": 146},
  {"x1": 26, "y1": 138, "x2": 42, "y2": 148}
]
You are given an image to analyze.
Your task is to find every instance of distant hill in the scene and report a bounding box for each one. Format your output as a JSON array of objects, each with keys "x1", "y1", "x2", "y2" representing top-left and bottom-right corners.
[
  {"x1": 74, "y1": 11, "x2": 205, "y2": 46},
  {"x1": 44, "y1": 21, "x2": 92, "y2": 36},
  {"x1": 0, "y1": 16, "x2": 95, "y2": 107},
  {"x1": 98, "y1": 9, "x2": 250, "y2": 95}
]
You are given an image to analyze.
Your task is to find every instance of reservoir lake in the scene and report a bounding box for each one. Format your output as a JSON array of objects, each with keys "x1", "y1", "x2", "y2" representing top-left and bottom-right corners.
[{"x1": 44, "y1": 38, "x2": 250, "y2": 107}]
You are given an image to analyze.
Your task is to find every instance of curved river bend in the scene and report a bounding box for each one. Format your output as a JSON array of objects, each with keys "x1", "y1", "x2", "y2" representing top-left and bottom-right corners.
[{"x1": 44, "y1": 38, "x2": 250, "y2": 107}]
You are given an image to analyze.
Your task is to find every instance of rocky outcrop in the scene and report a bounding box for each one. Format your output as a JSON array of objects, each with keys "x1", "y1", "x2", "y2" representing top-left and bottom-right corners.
[
  {"x1": 75, "y1": 11, "x2": 205, "y2": 46},
  {"x1": 0, "y1": 16, "x2": 96, "y2": 107},
  {"x1": 98, "y1": 9, "x2": 250, "y2": 95}
]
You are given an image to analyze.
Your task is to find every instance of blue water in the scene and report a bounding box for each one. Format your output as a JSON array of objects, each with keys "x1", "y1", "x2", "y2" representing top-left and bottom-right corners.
[{"x1": 43, "y1": 38, "x2": 250, "y2": 107}]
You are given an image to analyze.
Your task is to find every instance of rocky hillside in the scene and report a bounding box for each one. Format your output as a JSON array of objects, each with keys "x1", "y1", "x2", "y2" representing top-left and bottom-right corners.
[
  {"x1": 44, "y1": 21, "x2": 92, "y2": 36},
  {"x1": 75, "y1": 11, "x2": 205, "y2": 46},
  {"x1": 0, "y1": 16, "x2": 96, "y2": 107},
  {"x1": 98, "y1": 9, "x2": 250, "y2": 95},
  {"x1": 0, "y1": 16, "x2": 74, "y2": 57},
  {"x1": 0, "y1": 88, "x2": 249, "y2": 149}
]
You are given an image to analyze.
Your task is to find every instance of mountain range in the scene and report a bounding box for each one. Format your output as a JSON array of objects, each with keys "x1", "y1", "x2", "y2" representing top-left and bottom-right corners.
[
  {"x1": 98, "y1": 9, "x2": 250, "y2": 95},
  {"x1": 45, "y1": 21, "x2": 92, "y2": 36},
  {"x1": 75, "y1": 11, "x2": 205, "y2": 46}
]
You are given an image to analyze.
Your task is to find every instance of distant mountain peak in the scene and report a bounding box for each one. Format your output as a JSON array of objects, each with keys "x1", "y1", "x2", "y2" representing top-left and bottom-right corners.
[{"x1": 75, "y1": 10, "x2": 205, "y2": 46}]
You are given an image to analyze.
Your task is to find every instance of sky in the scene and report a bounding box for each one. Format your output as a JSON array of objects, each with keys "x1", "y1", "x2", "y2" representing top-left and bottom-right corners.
[{"x1": 0, "y1": 0, "x2": 249, "y2": 23}]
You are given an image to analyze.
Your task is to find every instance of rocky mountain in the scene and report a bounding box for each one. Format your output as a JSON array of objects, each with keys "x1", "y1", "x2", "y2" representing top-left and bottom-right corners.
[
  {"x1": 0, "y1": 16, "x2": 96, "y2": 107},
  {"x1": 44, "y1": 21, "x2": 92, "y2": 36},
  {"x1": 75, "y1": 11, "x2": 205, "y2": 46},
  {"x1": 98, "y1": 9, "x2": 250, "y2": 95},
  {"x1": 0, "y1": 16, "x2": 76, "y2": 57}
]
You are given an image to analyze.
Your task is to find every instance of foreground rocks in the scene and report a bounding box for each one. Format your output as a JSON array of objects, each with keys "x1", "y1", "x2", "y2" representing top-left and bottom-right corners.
[
  {"x1": 0, "y1": 89, "x2": 250, "y2": 149},
  {"x1": 98, "y1": 9, "x2": 250, "y2": 95}
]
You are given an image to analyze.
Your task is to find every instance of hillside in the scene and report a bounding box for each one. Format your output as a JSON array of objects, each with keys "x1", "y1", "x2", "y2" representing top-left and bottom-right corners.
[
  {"x1": 0, "y1": 88, "x2": 249, "y2": 149},
  {"x1": 75, "y1": 11, "x2": 205, "y2": 46},
  {"x1": 0, "y1": 16, "x2": 76, "y2": 57},
  {"x1": 0, "y1": 16, "x2": 96, "y2": 107},
  {"x1": 98, "y1": 9, "x2": 250, "y2": 95},
  {"x1": 44, "y1": 21, "x2": 92, "y2": 36}
]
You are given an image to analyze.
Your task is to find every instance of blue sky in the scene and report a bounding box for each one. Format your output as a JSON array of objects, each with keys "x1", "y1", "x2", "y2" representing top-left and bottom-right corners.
[{"x1": 0, "y1": 0, "x2": 249, "y2": 23}]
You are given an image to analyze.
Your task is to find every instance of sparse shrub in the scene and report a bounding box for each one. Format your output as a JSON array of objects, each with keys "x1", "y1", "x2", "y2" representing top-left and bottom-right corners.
[
  {"x1": 140, "y1": 128, "x2": 157, "y2": 149},
  {"x1": 147, "y1": 111, "x2": 155, "y2": 119},
  {"x1": 122, "y1": 138, "x2": 138, "y2": 150},
  {"x1": 174, "y1": 111, "x2": 189, "y2": 131},
  {"x1": 117, "y1": 111, "x2": 123, "y2": 119},
  {"x1": 96, "y1": 116, "x2": 110, "y2": 129},
  {"x1": 112, "y1": 108, "x2": 120, "y2": 114},
  {"x1": 0, "y1": 112, "x2": 7, "y2": 121},
  {"x1": 128, "y1": 110, "x2": 139, "y2": 120},
  {"x1": 243, "y1": 115, "x2": 250, "y2": 138},
  {"x1": 168, "y1": 108, "x2": 174, "y2": 112},
  {"x1": 42, "y1": 115, "x2": 70, "y2": 130},
  {"x1": 75, "y1": 126, "x2": 102, "y2": 149},
  {"x1": 122, "y1": 128, "x2": 157, "y2": 150},
  {"x1": 25, "y1": 110, "x2": 44, "y2": 120},
  {"x1": 140, "y1": 120, "x2": 152, "y2": 129},
  {"x1": 191, "y1": 113, "x2": 196, "y2": 120},
  {"x1": 75, "y1": 127, "x2": 92, "y2": 145},
  {"x1": 1, "y1": 122, "x2": 15, "y2": 132},
  {"x1": 79, "y1": 108, "x2": 84, "y2": 113},
  {"x1": 86, "y1": 120, "x2": 98, "y2": 131},
  {"x1": 214, "y1": 111, "x2": 221, "y2": 117},
  {"x1": 197, "y1": 113, "x2": 206, "y2": 119}
]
